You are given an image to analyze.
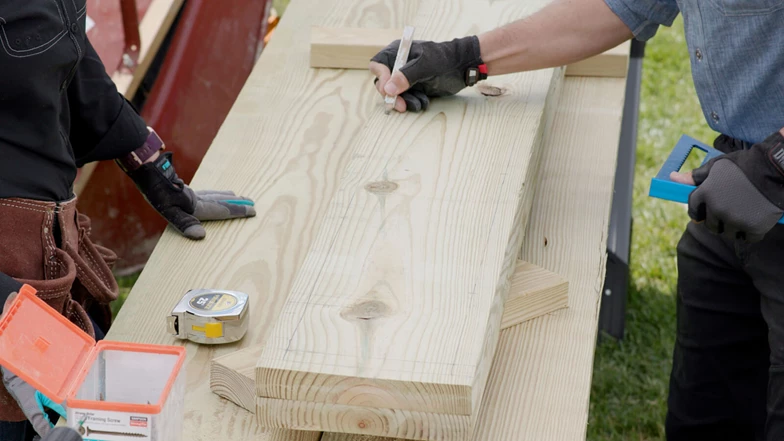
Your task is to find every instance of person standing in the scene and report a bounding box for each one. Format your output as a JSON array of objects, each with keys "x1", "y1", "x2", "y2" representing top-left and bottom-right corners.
[
  {"x1": 0, "y1": 2, "x2": 255, "y2": 439},
  {"x1": 369, "y1": 0, "x2": 784, "y2": 438}
]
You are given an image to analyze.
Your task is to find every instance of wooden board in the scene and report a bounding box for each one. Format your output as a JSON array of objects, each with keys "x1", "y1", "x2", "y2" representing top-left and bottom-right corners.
[
  {"x1": 74, "y1": 0, "x2": 184, "y2": 196},
  {"x1": 323, "y1": 77, "x2": 626, "y2": 441},
  {"x1": 211, "y1": 261, "x2": 568, "y2": 417},
  {"x1": 501, "y1": 261, "x2": 568, "y2": 330},
  {"x1": 254, "y1": 2, "x2": 562, "y2": 438},
  {"x1": 211, "y1": 77, "x2": 625, "y2": 441},
  {"x1": 310, "y1": 27, "x2": 629, "y2": 78},
  {"x1": 564, "y1": 41, "x2": 630, "y2": 78}
]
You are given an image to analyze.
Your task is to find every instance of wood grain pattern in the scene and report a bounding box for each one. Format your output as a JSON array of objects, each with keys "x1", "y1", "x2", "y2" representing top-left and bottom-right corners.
[
  {"x1": 256, "y1": 0, "x2": 562, "y2": 432},
  {"x1": 324, "y1": 77, "x2": 626, "y2": 441},
  {"x1": 500, "y1": 261, "x2": 568, "y2": 330},
  {"x1": 209, "y1": 76, "x2": 625, "y2": 441},
  {"x1": 103, "y1": 0, "x2": 422, "y2": 439},
  {"x1": 310, "y1": 27, "x2": 629, "y2": 78},
  {"x1": 257, "y1": 397, "x2": 470, "y2": 440},
  {"x1": 74, "y1": 0, "x2": 184, "y2": 196}
]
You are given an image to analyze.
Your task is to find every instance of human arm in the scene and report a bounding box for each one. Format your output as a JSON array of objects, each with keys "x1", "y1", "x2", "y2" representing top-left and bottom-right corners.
[
  {"x1": 371, "y1": 0, "x2": 678, "y2": 112},
  {"x1": 68, "y1": 39, "x2": 256, "y2": 240}
]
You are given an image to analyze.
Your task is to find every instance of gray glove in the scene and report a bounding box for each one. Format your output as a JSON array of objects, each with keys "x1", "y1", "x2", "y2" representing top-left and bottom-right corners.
[
  {"x1": 42, "y1": 428, "x2": 81, "y2": 441},
  {"x1": 1, "y1": 367, "x2": 54, "y2": 440},
  {"x1": 689, "y1": 131, "x2": 784, "y2": 242},
  {"x1": 371, "y1": 36, "x2": 485, "y2": 111},
  {"x1": 125, "y1": 152, "x2": 256, "y2": 240}
]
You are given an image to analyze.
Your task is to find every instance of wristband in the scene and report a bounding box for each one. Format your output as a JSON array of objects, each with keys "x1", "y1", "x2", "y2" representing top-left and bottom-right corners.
[{"x1": 116, "y1": 127, "x2": 165, "y2": 173}]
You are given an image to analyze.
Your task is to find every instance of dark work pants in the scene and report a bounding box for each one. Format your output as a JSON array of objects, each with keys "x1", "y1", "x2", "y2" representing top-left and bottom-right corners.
[{"x1": 666, "y1": 220, "x2": 784, "y2": 440}]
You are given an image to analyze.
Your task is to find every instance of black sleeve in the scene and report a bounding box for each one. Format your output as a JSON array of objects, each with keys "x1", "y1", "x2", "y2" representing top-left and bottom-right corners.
[
  {"x1": 0, "y1": 272, "x2": 22, "y2": 310},
  {"x1": 67, "y1": 38, "x2": 149, "y2": 167}
]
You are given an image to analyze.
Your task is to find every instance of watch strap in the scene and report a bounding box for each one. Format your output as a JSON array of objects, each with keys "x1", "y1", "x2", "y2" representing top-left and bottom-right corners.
[{"x1": 117, "y1": 128, "x2": 165, "y2": 172}]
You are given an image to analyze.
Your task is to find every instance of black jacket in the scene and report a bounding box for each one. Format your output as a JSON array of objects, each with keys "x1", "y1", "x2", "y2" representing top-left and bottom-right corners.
[{"x1": 0, "y1": 0, "x2": 149, "y2": 201}]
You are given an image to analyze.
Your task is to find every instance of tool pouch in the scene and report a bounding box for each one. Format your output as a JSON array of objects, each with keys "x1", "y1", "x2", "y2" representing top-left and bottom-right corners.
[{"x1": 0, "y1": 197, "x2": 119, "y2": 422}]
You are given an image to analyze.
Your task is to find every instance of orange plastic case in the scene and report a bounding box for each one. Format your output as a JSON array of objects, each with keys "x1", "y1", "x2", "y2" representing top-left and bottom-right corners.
[{"x1": 0, "y1": 286, "x2": 186, "y2": 440}]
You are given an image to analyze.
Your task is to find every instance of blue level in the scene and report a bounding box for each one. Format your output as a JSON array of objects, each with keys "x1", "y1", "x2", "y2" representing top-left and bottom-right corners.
[{"x1": 649, "y1": 134, "x2": 784, "y2": 224}]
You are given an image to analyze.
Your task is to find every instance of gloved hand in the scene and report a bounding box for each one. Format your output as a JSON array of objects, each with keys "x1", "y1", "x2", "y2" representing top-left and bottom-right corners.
[
  {"x1": 1, "y1": 368, "x2": 67, "y2": 441},
  {"x1": 685, "y1": 131, "x2": 784, "y2": 242},
  {"x1": 42, "y1": 427, "x2": 81, "y2": 441},
  {"x1": 124, "y1": 152, "x2": 256, "y2": 240},
  {"x1": 0, "y1": 274, "x2": 68, "y2": 441},
  {"x1": 369, "y1": 36, "x2": 485, "y2": 112}
]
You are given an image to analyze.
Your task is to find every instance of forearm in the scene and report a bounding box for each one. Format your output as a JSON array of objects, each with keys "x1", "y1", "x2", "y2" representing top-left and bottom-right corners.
[{"x1": 478, "y1": 0, "x2": 632, "y2": 75}]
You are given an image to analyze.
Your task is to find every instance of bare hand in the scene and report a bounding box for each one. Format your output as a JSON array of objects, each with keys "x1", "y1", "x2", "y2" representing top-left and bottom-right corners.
[{"x1": 670, "y1": 171, "x2": 696, "y2": 186}]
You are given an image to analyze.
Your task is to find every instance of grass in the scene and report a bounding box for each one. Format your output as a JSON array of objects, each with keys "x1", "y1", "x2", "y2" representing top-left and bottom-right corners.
[
  {"x1": 110, "y1": 12, "x2": 713, "y2": 441},
  {"x1": 587, "y1": 17, "x2": 717, "y2": 441}
]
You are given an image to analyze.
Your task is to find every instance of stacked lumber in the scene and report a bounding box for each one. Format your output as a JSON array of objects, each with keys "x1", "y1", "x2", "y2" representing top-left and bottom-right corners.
[
  {"x1": 100, "y1": 0, "x2": 628, "y2": 439},
  {"x1": 199, "y1": 0, "x2": 577, "y2": 438}
]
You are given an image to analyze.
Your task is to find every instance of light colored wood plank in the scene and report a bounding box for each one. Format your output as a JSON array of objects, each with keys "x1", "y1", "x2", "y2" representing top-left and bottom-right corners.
[
  {"x1": 310, "y1": 27, "x2": 401, "y2": 70},
  {"x1": 257, "y1": 397, "x2": 470, "y2": 440},
  {"x1": 500, "y1": 261, "x2": 568, "y2": 330},
  {"x1": 256, "y1": 3, "x2": 562, "y2": 437},
  {"x1": 210, "y1": 261, "x2": 567, "y2": 418},
  {"x1": 564, "y1": 41, "x2": 630, "y2": 77},
  {"x1": 209, "y1": 76, "x2": 625, "y2": 441},
  {"x1": 310, "y1": 27, "x2": 629, "y2": 77},
  {"x1": 103, "y1": 0, "x2": 422, "y2": 439},
  {"x1": 321, "y1": 77, "x2": 626, "y2": 441},
  {"x1": 74, "y1": 0, "x2": 184, "y2": 196}
]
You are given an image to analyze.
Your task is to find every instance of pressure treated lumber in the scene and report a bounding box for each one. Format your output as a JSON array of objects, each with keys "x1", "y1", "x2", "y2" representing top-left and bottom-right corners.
[
  {"x1": 256, "y1": 4, "x2": 562, "y2": 439},
  {"x1": 501, "y1": 261, "x2": 568, "y2": 330},
  {"x1": 74, "y1": 0, "x2": 184, "y2": 195},
  {"x1": 324, "y1": 77, "x2": 626, "y2": 441},
  {"x1": 210, "y1": 77, "x2": 625, "y2": 441},
  {"x1": 211, "y1": 261, "x2": 568, "y2": 420},
  {"x1": 310, "y1": 27, "x2": 630, "y2": 77}
]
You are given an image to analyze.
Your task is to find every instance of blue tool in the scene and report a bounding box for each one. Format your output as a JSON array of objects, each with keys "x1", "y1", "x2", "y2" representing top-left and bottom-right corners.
[{"x1": 649, "y1": 134, "x2": 784, "y2": 224}]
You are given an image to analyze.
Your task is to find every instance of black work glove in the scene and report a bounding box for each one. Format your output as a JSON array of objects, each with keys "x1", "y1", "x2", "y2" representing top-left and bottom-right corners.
[
  {"x1": 370, "y1": 36, "x2": 484, "y2": 112},
  {"x1": 688, "y1": 131, "x2": 784, "y2": 242},
  {"x1": 124, "y1": 152, "x2": 256, "y2": 240}
]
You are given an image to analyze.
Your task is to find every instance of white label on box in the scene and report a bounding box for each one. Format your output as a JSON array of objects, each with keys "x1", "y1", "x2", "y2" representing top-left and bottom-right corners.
[{"x1": 72, "y1": 409, "x2": 152, "y2": 440}]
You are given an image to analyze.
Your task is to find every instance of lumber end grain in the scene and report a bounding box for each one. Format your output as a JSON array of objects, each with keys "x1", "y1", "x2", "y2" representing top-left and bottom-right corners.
[{"x1": 500, "y1": 261, "x2": 569, "y2": 330}]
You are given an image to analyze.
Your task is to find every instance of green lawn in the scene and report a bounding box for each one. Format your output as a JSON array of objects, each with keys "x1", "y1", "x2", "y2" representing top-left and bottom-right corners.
[
  {"x1": 587, "y1": 17, "x2": 717, "y2": 441},
  {"x1": 113, "y1": 14, "x2": 713, "y2": 441}
]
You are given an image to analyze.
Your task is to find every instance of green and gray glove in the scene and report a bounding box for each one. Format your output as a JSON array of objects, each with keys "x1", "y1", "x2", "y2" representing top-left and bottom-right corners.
[
  {"x1": 125, "y1": 152, "x2": 256, "y2": 240},
  {"x1": 688, "y1": 131, "x2": 784, "y2": 242},
  {"x1": 370, "y1": 36, "x2": 485, "y2": 112}
]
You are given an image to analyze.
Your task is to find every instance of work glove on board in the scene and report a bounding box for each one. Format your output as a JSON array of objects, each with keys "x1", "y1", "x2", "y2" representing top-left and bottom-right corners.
[
  {"x1": 121, "y1": 145, "x2": 256, "y2": 241},
  {"x1": 688, "y1": 131, "x2": 784, "y2": 242},
  {"x1": 370, "y1": 36, "x2": 486, "y2": 112}
]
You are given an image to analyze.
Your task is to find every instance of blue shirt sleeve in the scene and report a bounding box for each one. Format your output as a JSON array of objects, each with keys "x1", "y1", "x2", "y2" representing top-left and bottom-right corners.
[{"x1": 603, "y1": 0, "x2": 680, "y2": 41}]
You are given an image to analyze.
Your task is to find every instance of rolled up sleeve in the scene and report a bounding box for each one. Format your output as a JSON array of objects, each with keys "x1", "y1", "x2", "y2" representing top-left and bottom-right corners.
[
  {"x1": 67, "y1": 38, "x2": 149, "y2": 167},
  {"x1": 603, "y1": 0, "x2": 680, "y2": 41}
]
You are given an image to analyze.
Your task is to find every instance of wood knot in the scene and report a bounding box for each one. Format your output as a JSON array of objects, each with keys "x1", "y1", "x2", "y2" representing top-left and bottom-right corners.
[
  {"x1": 364, "y1": 181, "x2": 398, "y2": 195},
  {"x1": 477, "y1": 84, "x2": 506, "y2": 97},
  {"x1": 341, "y1": 300, "x2": 392, "y2": 321}
]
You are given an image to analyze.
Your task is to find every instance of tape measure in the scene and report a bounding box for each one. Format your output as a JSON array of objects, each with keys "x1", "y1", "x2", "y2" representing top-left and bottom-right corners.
[{"x1": 167, "y1": 289, "x2": 249, "y2": 344}]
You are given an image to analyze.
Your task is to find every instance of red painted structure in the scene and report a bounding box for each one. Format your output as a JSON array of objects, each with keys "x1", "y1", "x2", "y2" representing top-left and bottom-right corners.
[{"x1": 78, "y1": 0, "x2": 271, "y2": 273}]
